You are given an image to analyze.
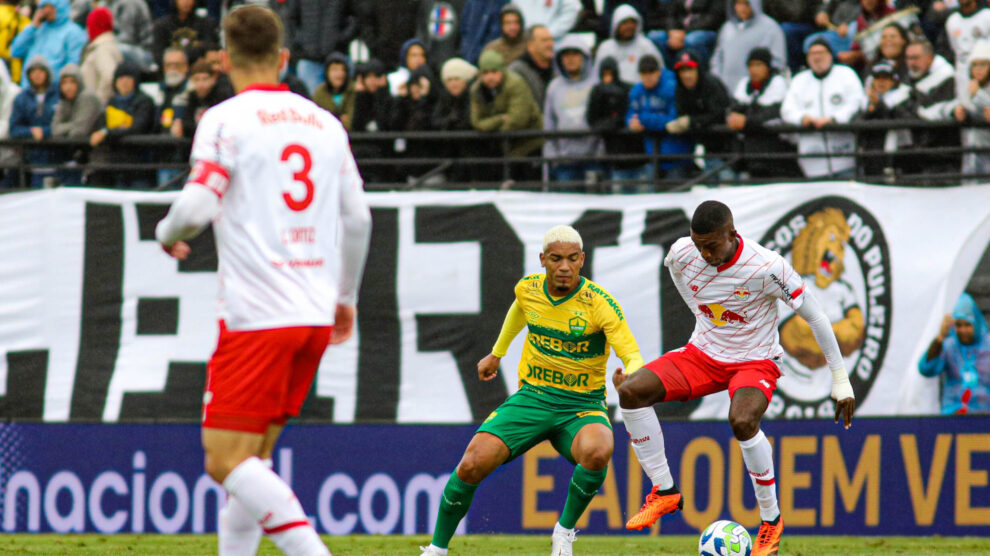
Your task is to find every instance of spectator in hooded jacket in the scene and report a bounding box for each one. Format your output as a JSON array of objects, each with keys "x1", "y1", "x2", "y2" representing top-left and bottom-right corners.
[
  {"x1": 314, "y1": 53, "x2": 356, "y2": 130},
  {"x1": 286, "y1": 0, "x2": 357, "y2": 95},
  {"x1": 10, "y1": 0, "x2": 87, "y2": 88},
  {"x1": 543, "y1": 34, "x2": 600, "y2": 187},
  {"x1": 667, "y1": 50, "x2": 732, "y2": 179},
  {"x1": 710, "y1": 0, "x2": 787, "y2": 94},
  {"x1": 88, "y1": 60, "x2": 155, "y2": 187},
  {"x1": 81, "y1": 6, "x2": 123, "y2": 105},
  {"x1": 9, "y1": 54, "x2": 58, "y2": 187},
  {"x1": 587, "y1": 55, "x2": 645, "y2": 179},
  {"x1": 388, "y1": 38, "x2": 430, "y2": 97},
  {"x1": 649, "y1": 0, "x2": 726, "y2": 70},
  {"x1": 594, "y1": 3, "x2": 663, "y2": 85},
  {"x1": 461, "y1": 0, "x2": 509, "y2": 64},
  {"x1": 352, "y1": 59, "x2": 394, "y2": 133},
  {"x1": 955, "y1": 41, "x2": 990, "y2": 178},
  {"x1": 0, "y1": 0, "x2": 31, "y2": 84},
  {"x1": 781, "y1": 38, "x2": 865, "y2": 178},
  {"x1": 726, "y1": 47, "x2": 801, "y2": 178},
  {"x1": 481, "y1": 3, "x2": 527, "y2": 66},
  {"x1": 919, "y1": 292, "x2": 990, "y2": 415},
  {"x1": 51, "y1": 62, "x2": 99, "y2": 185}
]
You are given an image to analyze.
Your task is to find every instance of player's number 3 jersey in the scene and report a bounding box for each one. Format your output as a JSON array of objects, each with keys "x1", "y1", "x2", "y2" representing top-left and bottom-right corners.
[
  {"x1": 514, "y1": 274, "x2": 640, "y2": 401},
  {"x1": 190, "y1": 85, "x2": 363, "y2": 330}
]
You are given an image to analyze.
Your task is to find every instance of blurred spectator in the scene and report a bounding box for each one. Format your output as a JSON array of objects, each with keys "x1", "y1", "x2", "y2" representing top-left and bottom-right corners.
[
  {"x1": 625, "y1": 54, "x2": 693, "y2": 185},
  {"x1": 586, "y1": 56, "x2": 644, "y2": 180},
  {"x1": 461, "y1": 0, "x2": 509, "y2": 64},
  {"x1": 280, "y1": 67, "x2": 311, "y2": 99},
  {"x1": 0, "y1": 0, "x2": 31, "y2": 83},
  {"x1": 781, "y1": 38, "x2": 865, "y2": 178},
  {"x1": 726, "y1": 47, "x2": 801, "y2": 178},
  {"x1": 945, "y1": 0, "x2": 990, "y2": 101},
  {"x1": 353, "y1": 1, "x2": 418, "y2": 72},
  {"x1": 837, "y1": 0, "x2": 897, "y2": 68},
  {"x1": 865, "y1": 22, "x2": 910, "y2": 81},
  {"x1": 172, "y1": 58, "x2": 231, "y2": 139},
  {"x1": 507, "y1": 25, "x2": 554, "y2": 107},
  {"x1": 470, "y1": 50, "x2": 543, "y2": 165},
  {"x1": 857, "y1": 61, "x2": 913, "y2": 178},
  {"x1": 514, "y1": 0, "x2": 581, "y2": 40},
  {"x1": 286, "y1": 0, "x2": 356, "y2": 95},
  {"x1": 151, "y1": 0, "x2": 218, "y2": 66},
  {"x1": 543, "y1": 35, "x2": 600, "y2": 186},
  {"x1": 415, "y1": 0, "x2": 465, "y2": 71},
  {"x1": 710, "y1": 0, "x2": 787, "y2": 94},
  {"x1": 11, "y1": 0, "x2": 87, "y2": 88},
  {"x1": 393, "y1": 63, "x2": 439, "y2": 132},
  {"x1": 9, "y1": 55, "x2": 58, "y2": 187},
  {"x1": 668, "y1": 50, "x2": 731, "y2": 178},
  {"x1": 352, "y1": 59, "x2": 394, "y2": 133},
  {"x1": 904, "y1": 39, "x2": 959, "y2": 177},
  {"x1": 805, "y1": 0, "x2": 860, "y2": 57},
  {"x1": 51, "y1": 63, "x2": 99, "y2": 185},
  {"x1": 594, "y1": 3, "x2": 663, "y2": 85},
  {"x1": 388, "y1": 38, "x2": 429, "y2": 97},
  {"x1": 599, "y1": 1, "x2": 659, "y2": 39},
  {"x1": 481, "y1": 3, "x2": 526, "y2": 66},
  {"x1": 0, "y1": 61, "x2": 19, "y2": 187},
  {"x1": 919, "y1": 292, "x2": 990, "y2": 414},
  {"x1": 955, "y1": 41, "x2": 990, "y2": 176},
  {"x1": 314, "y1": 53, "x2": 356, "y2": 130},
  {"x1": 154, "y1": 46, "x2": 187, "y2": 134},
  {"x1": 88, "y1": 60, "x2": 155, "y2": 187},
  {"x1": 432, "y1": 57, "x2": 481, "y2": 181},
  {"x1": 763, "y1": 0, "x2": 817, "y2": 73},
  {"x1": 73, "y1": 0, "x2": 154, "y2": 71},
  {"x1": 81, "y1": 7, "x2": 123, "y2": 105},
  {"x1": 649, "y1": 0, "x2": 726, "y2": 70}
]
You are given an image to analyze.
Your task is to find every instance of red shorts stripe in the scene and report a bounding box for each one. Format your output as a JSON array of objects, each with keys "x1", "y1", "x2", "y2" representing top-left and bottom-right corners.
[
  {"x1": 263, "y1": 520, "x2": 312, "y2": 535},
  {"x1": 755, "y1": 477, "x2": 776, "y2": 486},
  {"x1": 202, "y1": 321, "x2": 332, "y2": 433},
  {"x1": 643, "y1": 344, "x2": 780, "y2": 402}
]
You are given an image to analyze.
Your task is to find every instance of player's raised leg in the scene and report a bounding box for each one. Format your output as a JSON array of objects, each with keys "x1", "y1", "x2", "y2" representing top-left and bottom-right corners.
[
  {"x1": 615, "y1": 365, "x2": 683, "y2": 530},
  {"x1": 551, "y1": 422, "x2": 612, "y2": 556},
  {"x1": 421, "y1": 433, "x2": 510, "y2": 556},
  {"x1": 729, "y1": 387, "x2": 782, "y2": 556}
]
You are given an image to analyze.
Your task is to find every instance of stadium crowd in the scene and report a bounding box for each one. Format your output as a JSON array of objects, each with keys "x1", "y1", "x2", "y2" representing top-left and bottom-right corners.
[{"x1": 0, "y1": 0, "x2": 989, "y2": 188}]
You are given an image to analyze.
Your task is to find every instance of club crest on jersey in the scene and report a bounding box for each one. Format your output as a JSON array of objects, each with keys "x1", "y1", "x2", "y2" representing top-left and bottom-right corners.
[
  {"x1": 569, "y1": 316, "x2": 588, "y2": 335},
  {"x1": 698, "y1": 303, "x2": 747, "y2": 326},
  {"x1": 761, "y1": 197, "x2": 891, "y2": 421},
  {"x1": 733, "y1": 286, "x2": 750, "y2": 300}
]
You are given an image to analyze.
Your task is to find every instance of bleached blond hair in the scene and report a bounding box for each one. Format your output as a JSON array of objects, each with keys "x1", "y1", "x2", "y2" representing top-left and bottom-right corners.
[{"x1": 542, "y1": 225, "x2": 583, "y2": 252}]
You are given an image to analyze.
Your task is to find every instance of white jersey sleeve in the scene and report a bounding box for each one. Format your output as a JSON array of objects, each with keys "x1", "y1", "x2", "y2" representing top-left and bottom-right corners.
[{"x1": 761, "y1": 248, "x2": 806, "y2": 311}]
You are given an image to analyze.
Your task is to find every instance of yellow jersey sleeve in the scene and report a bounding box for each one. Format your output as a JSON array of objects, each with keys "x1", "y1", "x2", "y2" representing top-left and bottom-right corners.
[{"x1": 491, "y1": 300, "x2": 527, "y2": 357}]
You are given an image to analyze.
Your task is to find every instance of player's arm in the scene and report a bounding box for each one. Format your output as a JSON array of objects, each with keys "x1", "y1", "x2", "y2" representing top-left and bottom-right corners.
[
  {"x1": 477, "y1": 300, "x2": 527, "y2": 381},
  {"x1": 154, "y1": 161, "x2": 226, "y2": 259},
  {"x1": 332, "y1": 151, "x2": 373, "y2": 345},
  {"x1": 795, "y1": 293, "x2": 856, "y2": 428}
]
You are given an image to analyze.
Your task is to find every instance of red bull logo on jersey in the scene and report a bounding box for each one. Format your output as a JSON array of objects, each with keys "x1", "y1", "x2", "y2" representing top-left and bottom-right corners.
[
  {"x1": 733, "y1": 286, "x2": 750, "y2": 300},
  {"x1": 698, "y1": 304, "x2": 748, "y2": 326}
]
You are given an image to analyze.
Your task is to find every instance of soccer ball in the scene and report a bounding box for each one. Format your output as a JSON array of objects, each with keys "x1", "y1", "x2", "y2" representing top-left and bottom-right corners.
[{"x1": 698, "y1": 520, "x2": 752, "y2": 556}]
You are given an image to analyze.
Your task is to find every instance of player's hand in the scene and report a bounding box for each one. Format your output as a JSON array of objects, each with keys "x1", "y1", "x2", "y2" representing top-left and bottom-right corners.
[
  {"x1": 161, "y1": 241, "x2": 190, "y2": 260},
  {"x1": 330, "y1": 304, "x2": 355, "y2": 344},
  {"x1": 831, "y1": 367, "x2": 855, "y2": 429},
  {"x1": 477, "y1": 354, "x2": 500, "y2": 381},
  {"x1": 834, "y1": 396, "x2": 855, "y2": 429},
  {"x1": 612, "y1": 367, "x2": 629, "y2": 390}
]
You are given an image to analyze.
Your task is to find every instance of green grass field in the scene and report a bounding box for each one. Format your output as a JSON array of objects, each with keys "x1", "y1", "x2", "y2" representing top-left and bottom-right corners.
[{"x1": 0, "y1": 534, "x2": 986, "y2": 555}]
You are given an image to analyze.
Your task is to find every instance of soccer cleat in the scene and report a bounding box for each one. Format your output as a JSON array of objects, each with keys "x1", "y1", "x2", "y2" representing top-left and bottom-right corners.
[
  {"x1": 753, "y1": 515, "x2": 783, "y2": 556},
  {"x1": 625, "y1": 485, "x2": 684, "y2": 530},
  {"x1": 550, "y1": 526, "x2": 577, "y2": 556},
  {"x1": 418, "y1": 545, "x2": 448, "y2": 556}
]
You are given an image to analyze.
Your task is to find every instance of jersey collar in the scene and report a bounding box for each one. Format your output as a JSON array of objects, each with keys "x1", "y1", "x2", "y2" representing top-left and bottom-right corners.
[
  {"x1": 240, "y1": 82, "x2": 290, "y2": 94},
  {"x1": 717, "y1": 234, "x2": 744, "y2": 273},
  {"x1": 544, "y1": 275, "x2": 585, "y2": 306}
]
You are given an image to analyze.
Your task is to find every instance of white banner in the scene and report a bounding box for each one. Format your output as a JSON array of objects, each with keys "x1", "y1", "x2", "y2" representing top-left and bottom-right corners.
[{"x1": 1, "y1": 184, "x2": 989, "y2": 423}]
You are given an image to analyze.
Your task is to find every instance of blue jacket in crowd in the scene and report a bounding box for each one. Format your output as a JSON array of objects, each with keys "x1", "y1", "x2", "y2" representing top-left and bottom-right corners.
[
  {"x1": 919, "y1": 293, "x2": 990, "y2": 414},
  {"x1": 626, "y1": 68, "x2": 693, "y2": 170},
  {"x1": 10, "y1": 0, "x2": 86, "y2": 88},
  {"x1": 9, "y1": 55, "x2": 58, "y2": 184},
  {"x1": 459, "y1": 0, "x2": 507, "y2": 64}
]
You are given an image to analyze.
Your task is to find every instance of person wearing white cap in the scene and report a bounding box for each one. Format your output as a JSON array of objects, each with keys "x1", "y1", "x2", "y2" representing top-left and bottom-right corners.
[{"x1": 954, "y1": 40, "x2": 990, "y2": 177}]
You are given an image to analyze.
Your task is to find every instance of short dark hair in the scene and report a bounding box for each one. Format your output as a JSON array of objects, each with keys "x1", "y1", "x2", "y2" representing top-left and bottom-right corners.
[
  {"x1": 524, "y1": 24, "x2": 549, "y2": 43},
  {"x1": 691, "y1": 201, "x2": 734, "y2": 234},
  {"x1": 223, "y1": 5, "x2": 282, "y2": 68}
]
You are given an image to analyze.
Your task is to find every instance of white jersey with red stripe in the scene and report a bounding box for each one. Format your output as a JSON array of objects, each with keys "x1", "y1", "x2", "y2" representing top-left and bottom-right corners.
[
  {"x1": 188, "y1": 83, "x2": 363, "y2": 331},
  {"x1": 665, "y1": 234, "x2": 806, "y2": 363}
]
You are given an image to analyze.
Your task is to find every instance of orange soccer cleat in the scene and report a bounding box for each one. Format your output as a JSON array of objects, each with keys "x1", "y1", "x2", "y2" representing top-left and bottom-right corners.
[
  {"x1": 625, "y1": 485, "x2": 684, "y2": 530},
  {"x1": 753, "y1": 515, "x2": 783, "y2": 556}
]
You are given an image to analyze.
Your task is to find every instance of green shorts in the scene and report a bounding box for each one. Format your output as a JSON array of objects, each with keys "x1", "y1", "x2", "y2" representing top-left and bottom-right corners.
[{"x1": 476, "y1": 386, "x2": 612, "y2": 465}]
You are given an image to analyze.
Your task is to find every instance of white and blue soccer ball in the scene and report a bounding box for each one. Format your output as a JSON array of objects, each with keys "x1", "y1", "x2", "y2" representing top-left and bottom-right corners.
[{"x1": 698, "y1": 519, "x2": 752, "y2": 556}]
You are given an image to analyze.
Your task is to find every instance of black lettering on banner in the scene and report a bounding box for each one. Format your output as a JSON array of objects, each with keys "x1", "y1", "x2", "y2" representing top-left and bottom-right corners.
[
  {"x1": 135, "y1": 203, "x2": 217, "y2": 272},
  {"x1": 415, "y1": 205, "x2": 522, "y2": 422},
  {"x1": 570, "y1": 210, "x2": 622, "y2": 279},
  {"x1": 642, "y1": 209, "x2": 697, "y2": 419},
  {"x1": 119, "y1": 362, "x2": 205, "y2": 420},
  {"x1": 355, "y1": 208, "x2": 401, "y2": 422},
  {"x1": 70, "y1": 203, "x2": 125, "y2": 420},
  {"x1": 0, "y1": 350, "x2": 48, "y2": 419}
]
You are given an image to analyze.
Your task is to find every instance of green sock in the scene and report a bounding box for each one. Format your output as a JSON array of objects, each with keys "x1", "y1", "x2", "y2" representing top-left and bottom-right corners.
[
  {"x1": 431, "y1": 471, "x2": 479, "y2": 549},
  {"x1": 559, "y1": 464, "x2": 608, "y2": 529}
]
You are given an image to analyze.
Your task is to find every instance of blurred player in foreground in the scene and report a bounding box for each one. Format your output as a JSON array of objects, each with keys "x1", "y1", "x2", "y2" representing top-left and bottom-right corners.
[
  {"x1": 420, "y1": 225, "x2": 645, "y2": 556},
  {"x1": 155, "y1": 6, "x2": 371, "y2": 555},
  {"x1": 613, "y1": 201, "x2": 855, "y2": 556}
]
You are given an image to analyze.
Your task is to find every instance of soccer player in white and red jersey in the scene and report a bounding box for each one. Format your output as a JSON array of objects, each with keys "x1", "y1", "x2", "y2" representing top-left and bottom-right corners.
[
  {"x1": 154, "y1": 6, "x2": 371, "y2": 556},
  {"x1": 613, "y1": 201, "x2": 855, "y2": 556}
]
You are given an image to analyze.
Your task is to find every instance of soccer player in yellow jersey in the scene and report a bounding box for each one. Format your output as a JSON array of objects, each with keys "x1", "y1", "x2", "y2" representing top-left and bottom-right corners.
[{"x1": 420, "y1": 225, "x2": 645, "y2": 556}]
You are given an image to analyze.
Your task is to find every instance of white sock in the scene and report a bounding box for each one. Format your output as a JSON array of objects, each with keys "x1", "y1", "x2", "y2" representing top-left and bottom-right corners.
[
  {"x1": 554, "y1": 522, "x2": 574, "y2": 535},
  {"x1": 218, "y1": 458, "x2": 271, "y2": 556},
  {"x1": 621, "y1": 407, "x2": 674, "y2": 490},
  {"x1": 739, "y1": 430, "x2": 780, "y2": 522},
  {"x1": 223, "y1": 456, "x2": 330, "y2": 556}
]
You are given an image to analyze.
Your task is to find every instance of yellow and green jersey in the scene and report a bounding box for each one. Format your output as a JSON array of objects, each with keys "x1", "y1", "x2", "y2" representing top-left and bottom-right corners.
[{"x1": 507, "y1": 273, "x2": 641, "y2": 402}]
